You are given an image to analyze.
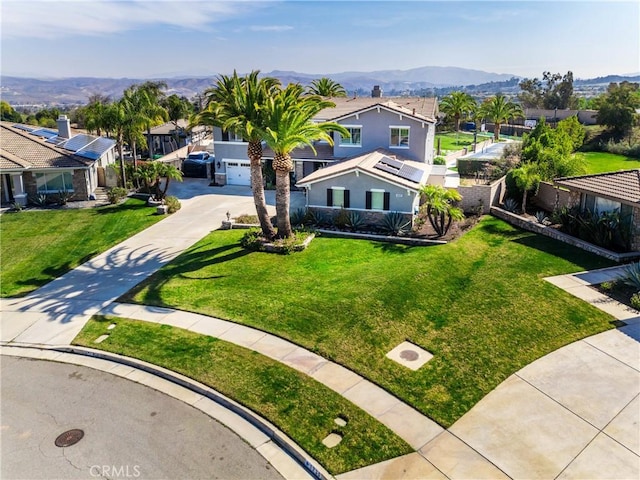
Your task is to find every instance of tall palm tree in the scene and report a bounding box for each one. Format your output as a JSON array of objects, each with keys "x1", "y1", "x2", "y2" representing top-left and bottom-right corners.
[
  {"x1": 138, "y1": 81, "x2": 169, "y2": 157},
  {"x1": 439, "y1": 91, "x2": 476, "y2": 132},
  {"x1": 307, "y1": 77, "x2": 347, "y2": 97},
  {"x1": 260, "y1": 84, "x2": 349, "y2": 238},
  {"x1": 163, "y1": 94, "x2": 192, "y2": 151},
  {"x1": 479, "y1": 94, "x2": 524, "y2": 141},
  {"x1": 102, "y1": 101, "x2": 128, "y2": 187},
  {"x1": 192, "y1": 71, "x2": 280, "y2": 240}
]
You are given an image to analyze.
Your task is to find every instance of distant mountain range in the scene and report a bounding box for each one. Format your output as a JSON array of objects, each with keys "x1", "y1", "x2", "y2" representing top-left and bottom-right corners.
[{"x1": 1, "y1": 66, "x2": 638, "y2": 106}]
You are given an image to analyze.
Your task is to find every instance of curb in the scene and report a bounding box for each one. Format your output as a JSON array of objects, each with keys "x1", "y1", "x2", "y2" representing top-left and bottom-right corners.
[{"x1": 0, "y1": 343, "x2": 331, "y2": 480}]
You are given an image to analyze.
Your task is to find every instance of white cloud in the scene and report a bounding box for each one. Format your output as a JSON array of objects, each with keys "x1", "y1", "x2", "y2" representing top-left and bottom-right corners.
[
  {"x1": 0, "y1": 0, "x2": 258, "y2": 39},
  {"x1": 248, "y1": 25, "x2": 293, "y2": 32}
]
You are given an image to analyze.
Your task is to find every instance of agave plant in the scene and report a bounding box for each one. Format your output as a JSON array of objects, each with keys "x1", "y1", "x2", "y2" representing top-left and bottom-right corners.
[
  {"x1": 346, "y1": 211, "x2": 366, "y2": 231},
  {"x1": 502, "y1": 198, "x2": 519, "y2": 213},
  {"x1": 290, "y1": 208, "x2": 307, "y2": 227},
  {"x1": 535, "y1": 211, "x2": 548, "y2": 224},
  {"x1": 381, "y1": 212, "x2": 410, "y2": 236},
  {"x1": 619, "y1": 262, "x2": 640, "y2": 291}
]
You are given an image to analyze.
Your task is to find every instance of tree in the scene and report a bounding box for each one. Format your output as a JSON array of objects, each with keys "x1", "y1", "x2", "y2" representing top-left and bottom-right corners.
[
  {"x1": 82, "y1": 95, "x2": 111, "y2": 135},
  {"x1": 1, "y1": 101, "x2": 22, "y2": 122},
  {"x1": 102, "y1": 101, "x2": 128, "y2": 187},
  {"x1": 518, "y1": 71, "x2": 576, "y2": 109},
  {"x1": 419, "y1": 185, "x2": 464, "y2": 237},
  {"x1": 137, "y1": 81, "x2": 169, "y2": 157},
  {"x1": 155, "y1": 162, "x2": 183, "y2": 200},
  {"x1": 163, "y1": 94, "x2": 192, "y2": 152},
  {"x1": 439, "y1": 91, "x2": 476, "y2": 132},
  {"x1": 260, "y1": 83, "x2": 349, "y2": 238},
  {"x1": 192, "y1": 70, "x2": 281, "y2": 240},
  {"x1": 511, "y1": 163, "x2": 541, "y2": 214},
  {"x1": 307, "y1": 78, "x2": 347, "y2": 97},
  {"x1": 479, "y1": 94, "x2": 523, "y2": 141},
  {"x1": 596, "y1": 81, "x2": 640, "y2": 142}
]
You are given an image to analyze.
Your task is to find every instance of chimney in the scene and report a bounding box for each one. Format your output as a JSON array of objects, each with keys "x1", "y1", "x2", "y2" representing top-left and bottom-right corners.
[
  {"x1": 371, "y1": 85, "x2": 382, "y2": 98},
  {"x1": 57, "y1": 115, "x2": 71, "y2": 139}
]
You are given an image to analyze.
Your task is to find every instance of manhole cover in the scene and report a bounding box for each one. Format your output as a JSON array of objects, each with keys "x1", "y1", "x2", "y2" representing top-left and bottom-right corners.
[
  {"x1": 55, "y1": 429, "x2": 84, "y2": 447},
  {"x1": 400, "y1": 350, "x2": 419, "y2": 361}
]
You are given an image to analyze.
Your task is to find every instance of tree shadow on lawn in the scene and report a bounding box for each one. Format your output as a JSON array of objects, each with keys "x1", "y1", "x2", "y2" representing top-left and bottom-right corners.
[
  {"x1": 119, "y1": 242, "x2": 252, "y2": 304},
  {"x1": 92, "y1": 201, "x2": 156, "y2": 215},
  {"x1": 371, "y1": 242, "x2": 416, "y2": 254}
]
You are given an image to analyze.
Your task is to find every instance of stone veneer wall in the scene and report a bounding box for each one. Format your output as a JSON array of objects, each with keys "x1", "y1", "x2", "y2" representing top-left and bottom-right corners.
[
  {"x1": 308, "y1": 206, "x2": 413, "y2": 228},
  {"x1": 490, "y1": 206, "x2": 640, "y2": 262},
  {"x1": 22, "y1": 170, "x2": 89, "y2": 201}
]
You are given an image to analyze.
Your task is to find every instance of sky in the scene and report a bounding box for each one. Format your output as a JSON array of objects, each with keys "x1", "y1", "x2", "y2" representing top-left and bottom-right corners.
[{"x1": 1, "y1": 0, "x2": 639, "y2": 80}]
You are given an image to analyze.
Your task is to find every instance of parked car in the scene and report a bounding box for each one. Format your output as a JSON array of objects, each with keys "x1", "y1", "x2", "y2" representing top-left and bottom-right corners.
[{"x1": 182, "y1": 151, "x2": 214, "y2": 178}]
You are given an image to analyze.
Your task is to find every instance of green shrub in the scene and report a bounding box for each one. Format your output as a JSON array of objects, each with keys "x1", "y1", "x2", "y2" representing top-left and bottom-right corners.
[
  {"x1": 433, "y1": 156, "x2": 446, "y2": 165},
  {"x1": 107, "y1": 187, "x2": 128, "y2": 204},
  {"x1": 380, "y1": 212, "x2": 410, "y2": 236},
  {"x1": 332, "y1": 207, "x2": 350, "y2": 230},
  {"x1": 165, "y1": 196, "x2": 181, "y2": 214},
  {"x1": 630, "y1": 293, "x2": 640, "y2": 311},
  {"x1": 240, "y1": 229, "x2": 264, "y2": 250},
  {"x1": 599, "y1": 280, "x2": 616, "y2": 291}
]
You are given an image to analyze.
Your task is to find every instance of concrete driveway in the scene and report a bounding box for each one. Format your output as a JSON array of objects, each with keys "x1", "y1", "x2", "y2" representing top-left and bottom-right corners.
[{"x1": 1, "y1": 356, "x2": 283, "y2": 480}]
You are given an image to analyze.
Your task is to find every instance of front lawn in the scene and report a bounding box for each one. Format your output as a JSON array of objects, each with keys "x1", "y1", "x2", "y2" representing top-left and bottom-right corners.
[
  {"x1": 74, "y1": 316, "x2": 411, "y2": 474},
  {"x1": 123, "y1": 216, "x2": 614, "y2": 427},
  {"x1": 436, "y1": 131, "x2": 491, "y2": 152},
  {"x1": 0, "y1": 199, "x2": 163, "y2": 297},
  {"x1": 578, "y1": 151, "x2": 640, "y2": 174}
]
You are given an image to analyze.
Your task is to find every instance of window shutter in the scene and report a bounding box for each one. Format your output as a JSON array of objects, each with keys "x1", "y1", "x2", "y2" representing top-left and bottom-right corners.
[
  {"x1": 327, "y1": 188, "x2": 333, "y2": 206},
  {"x1": 344, "y1": 190, "x2": 350, "y2": 208},
  {"x1": 222, "y1": 130, "x2": 229, "y2": 141},
  {"x1": 383, "y1": 192, "x2": 390, "y2": 211},
  {"x1": 366, "y1": 191, "x2": 372, "y2": 209}
]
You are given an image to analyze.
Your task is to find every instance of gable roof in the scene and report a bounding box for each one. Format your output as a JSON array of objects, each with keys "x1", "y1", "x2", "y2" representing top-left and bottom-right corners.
[
  {"x1": 0, "y1": 122, "x2": 94, "y2": 170},
  {"x1": 313, "y1": 97, "x2": 438, "y2": 123},
  {"x1": 554, "y1": 170, "x2": 640, "y2": 205},
  {"x1": 296, "y1": 148, "x2": 430, "y2": 191}
]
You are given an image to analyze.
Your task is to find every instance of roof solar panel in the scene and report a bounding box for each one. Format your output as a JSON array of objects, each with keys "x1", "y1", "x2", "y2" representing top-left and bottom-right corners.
[
  {"x1": 31, "y1": 128, "x2": 58, "y2": 139},
  {"x1": 76, "y1": 137, "x2": 115, "y2": 160},
  {"x1": 379, "y1": 156, "x2": 403, "y2": 169},
  {"x1": 58, "y1": 134, "x2": 95, "y2": 153},
  {"x1": 13, "y1": 124, "x2": 35, "y2": 132},
  {"x1": 374, "y1": 162, "x2": 399, "y2": 175},
  {"x1": 398, "y1": 164, "x2": 424, "y2": 183},
  {"x1": 46, "y1": 135, "x2": 67, "y2": 145}
]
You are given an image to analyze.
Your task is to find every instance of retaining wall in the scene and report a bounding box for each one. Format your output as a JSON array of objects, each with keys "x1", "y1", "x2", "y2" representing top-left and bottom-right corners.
[{"x1": 457, "y1": 176, "x2": 506, "y2": 214}]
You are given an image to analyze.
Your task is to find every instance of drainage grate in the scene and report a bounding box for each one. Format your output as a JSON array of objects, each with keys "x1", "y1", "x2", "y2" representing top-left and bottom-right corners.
[{"x1": 55, "y1": 429, "x2": 84, "y2": 447}]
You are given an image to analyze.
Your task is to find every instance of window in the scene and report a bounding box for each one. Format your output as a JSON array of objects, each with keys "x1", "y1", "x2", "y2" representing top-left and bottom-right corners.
[
  {"x1": 389, "y1": 127, "x2": 410, "y2": 148},
  {"x1": 232, "y1": 132, "x2": 246, "y2": 142},
  {"x1": 326, "y1": 187, "x2": 350, "y2": 208},
  {"x1": 366, "y1": 189, "x2": 390, "y2": 211},
  {"x1": 35, "y1": 172, "x2": 74, "y2": 193},
  {"x1": 339, "y1": 126, "x2": 362, "y2": 146}
]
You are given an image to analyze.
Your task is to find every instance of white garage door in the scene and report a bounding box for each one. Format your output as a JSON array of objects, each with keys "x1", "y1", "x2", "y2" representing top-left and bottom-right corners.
[{"x1": 226, "y1": 161, "x2": 251, "y2": 186}]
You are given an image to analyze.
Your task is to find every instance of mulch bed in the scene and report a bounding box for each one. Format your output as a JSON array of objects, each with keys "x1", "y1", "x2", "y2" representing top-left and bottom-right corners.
[{"x1": 592, "y1": 282, "x2": 639, "y2": 312}]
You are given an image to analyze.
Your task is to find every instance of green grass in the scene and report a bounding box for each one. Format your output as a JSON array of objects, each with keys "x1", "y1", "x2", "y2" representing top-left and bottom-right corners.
[
  {"x1": 578, "y1": 151, "x2": 640, "y2": 174},
  {"x1": 123, "y1": 216, "x2": 615, "y2": 427},
  {"x1": 74, "y1": 316, "x2": 411, "y2": 474},
  {"x1": 0, "y1": 199, "x2": 163, "y2": 297},
  {"x1": 435, "y1": 131, "x2": 493, "y2": 152}
]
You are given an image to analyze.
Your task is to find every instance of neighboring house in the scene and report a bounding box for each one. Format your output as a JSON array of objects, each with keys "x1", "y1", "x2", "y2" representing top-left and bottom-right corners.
[
  {"x1": 0, "y1": 116, "x2": 116, "y2": 205},
  {"x1": 212, "y1": 92, "x2": 438, "y2": 187},
  {"x1": 554, "y1": 169, "x2": 640, "y2": 250},
  {"x1": 295, "y1": 148, "x2": 448, "y2": 225},
  {"x1": 144, "y1": 120, "x2": 208, "y2": 158}
]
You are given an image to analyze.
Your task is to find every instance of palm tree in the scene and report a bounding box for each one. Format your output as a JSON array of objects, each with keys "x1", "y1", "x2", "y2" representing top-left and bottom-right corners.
[
  {"x1": 155, "y1": 162, "x2": 183, "y2": 200},
  {"x1": 83, "y1": 94, "x2": 111, "y2": 136},
  {"x1": 192, "y1": 70, "x2": 280, "y2": 240},
  {"x1": 439, "y1": 91, "x2": 476, "y2": 132},
  {"x1": 307, "y1": 77, "x2": 347, "y2": 97},
  {"x1": 511, "y1": 163, "x2": 541, "y2": 214},
  {"x1": 137, "y1": 81, "x2": 169, "y2": 157},
  {"x1": 260, "y1": 84, "x2": 349, "y2": 238},
  {"x1": 102, "y1": 101, "x2": 128, "y2": 187},
  {"x1": 479, "y1": 94, "x2": 524, "y2": 141},
  {"x1": 163, "y1": 94, "x2": 192, "y2": 151},
  {"x1": 419, "y1": 185, "x2": 464, "y2": 237}
]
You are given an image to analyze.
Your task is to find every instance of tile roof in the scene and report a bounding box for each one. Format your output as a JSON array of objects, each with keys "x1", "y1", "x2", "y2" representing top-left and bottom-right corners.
[
  {"x1": 296, "y1": 148, "x2": 430, "y2": 190},
  {"x1": 0, "y1": 122, "x2": 94, "y2": 170},
  {"x1": 313, "y1": 97, "x2": 438, "y2": 123},
  {"x1": 554, "y1": 170, "x2": 640, "y2": 205}
]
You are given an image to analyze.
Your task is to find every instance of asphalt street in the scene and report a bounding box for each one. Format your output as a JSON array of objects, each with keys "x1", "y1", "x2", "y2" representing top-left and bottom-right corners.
[{"x1": 1, "y1": 356, "x2": 284, "y2": 480}]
